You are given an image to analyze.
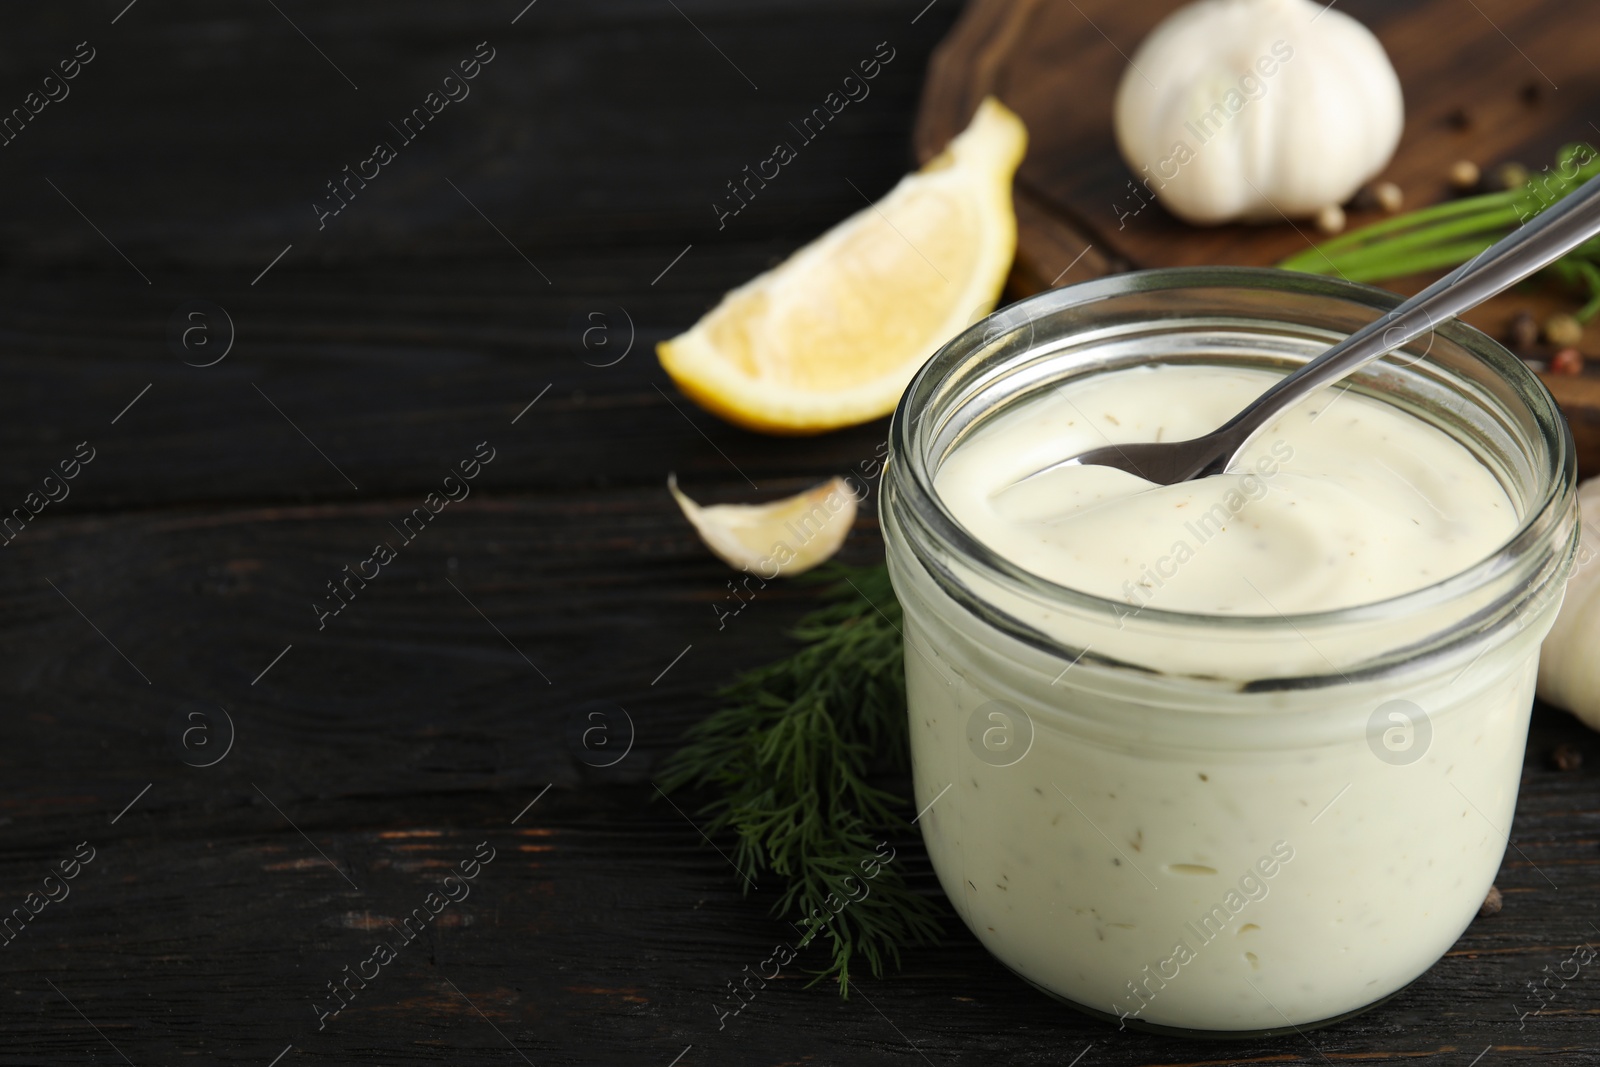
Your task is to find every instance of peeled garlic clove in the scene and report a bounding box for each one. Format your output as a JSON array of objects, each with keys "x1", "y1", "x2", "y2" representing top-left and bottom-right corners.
[
  {"x1": 1538, "y1": 477, "x2": 1600, "y2": 728},
  {"x1": 669, "y1": 474, "x2": 857, "y2": 577}
]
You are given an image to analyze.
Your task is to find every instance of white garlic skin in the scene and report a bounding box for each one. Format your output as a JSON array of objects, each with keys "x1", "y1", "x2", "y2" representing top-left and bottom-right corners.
[
  {"x1": 1538, "y1": 477, "x2": 1600, "y2": 728},
  {"x1": 1113, "y1": 0, "x2": 1404, "y2": 224}
]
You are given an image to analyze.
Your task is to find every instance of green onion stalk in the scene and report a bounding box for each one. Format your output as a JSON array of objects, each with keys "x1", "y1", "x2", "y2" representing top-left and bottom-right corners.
[{"x1": 1278, "y1": 144, "x2": 1600, "y2": 323}]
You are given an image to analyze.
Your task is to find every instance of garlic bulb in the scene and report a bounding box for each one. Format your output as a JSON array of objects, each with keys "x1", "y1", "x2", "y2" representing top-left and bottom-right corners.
[
  {"x1": 1537, "y1": 477, "x2": 1600, "y2": 728},
  {"x1": 1113, "y1": 0, "x2": 1403, "y2": 225}
]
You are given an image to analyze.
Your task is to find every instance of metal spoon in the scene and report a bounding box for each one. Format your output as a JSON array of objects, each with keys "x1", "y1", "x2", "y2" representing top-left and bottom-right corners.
[{"x1": 1038, "y1": 172, "x2": 1600, "y2": 486}]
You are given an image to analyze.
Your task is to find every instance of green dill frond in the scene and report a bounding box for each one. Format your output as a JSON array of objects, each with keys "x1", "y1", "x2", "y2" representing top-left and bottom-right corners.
[{"x1": 659, "y1": 561, "x2": 944, "y2": 996}]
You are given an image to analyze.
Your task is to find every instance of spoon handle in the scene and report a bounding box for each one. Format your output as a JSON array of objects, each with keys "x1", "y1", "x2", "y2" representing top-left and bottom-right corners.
[{"x1": 1214, "y1": 171, "x2": 1600, "y2": 456}]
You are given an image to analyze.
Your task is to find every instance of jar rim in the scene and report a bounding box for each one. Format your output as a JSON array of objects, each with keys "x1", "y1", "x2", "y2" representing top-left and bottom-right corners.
[{"x1": 888, "y1": 266, "x2": 1576, "y2": 634}]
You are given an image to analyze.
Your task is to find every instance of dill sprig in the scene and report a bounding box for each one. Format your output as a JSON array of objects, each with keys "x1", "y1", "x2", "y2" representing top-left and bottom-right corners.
[
  {"x1": 659, "y1": 561, "x2": 944, "y2": 997},
  {"x1": 1279, "y1": 143, "x2": 1600, "y2": 319}
]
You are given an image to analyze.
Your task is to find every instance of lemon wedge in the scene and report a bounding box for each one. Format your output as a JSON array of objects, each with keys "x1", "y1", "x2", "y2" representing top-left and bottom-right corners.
[
  {"x1": 658, "y1": 97, "x2": 1027, "y2": 435},
  {"x1": 669, "y1": 475, "x2": 857, "y2": 576}
]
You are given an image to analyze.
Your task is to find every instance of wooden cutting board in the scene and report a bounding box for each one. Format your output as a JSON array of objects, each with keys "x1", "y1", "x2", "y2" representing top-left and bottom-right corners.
[{"x1": 914, "y1": 0, "x2": 1600, "y2": 473}]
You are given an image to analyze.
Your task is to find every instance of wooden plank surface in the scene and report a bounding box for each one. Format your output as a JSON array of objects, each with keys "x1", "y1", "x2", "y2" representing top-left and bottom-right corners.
[{"x1": 3, "y1": 1, "x2": 1600, "y2": 1063}]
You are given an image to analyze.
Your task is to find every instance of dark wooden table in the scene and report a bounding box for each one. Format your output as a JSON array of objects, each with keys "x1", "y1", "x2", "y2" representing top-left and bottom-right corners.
[{"x1": 3, "y1": 1, "x2": 1598, "y2": 1063}]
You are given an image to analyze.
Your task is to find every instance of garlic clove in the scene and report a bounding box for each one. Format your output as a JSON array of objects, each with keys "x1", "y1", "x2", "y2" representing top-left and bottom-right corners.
[
  {"x1": 669, "y1": 474, "x2": 857, "y2": 577},
  {"x1": 1537, "y1": 476, "x2": 1600, "y2": 728}
]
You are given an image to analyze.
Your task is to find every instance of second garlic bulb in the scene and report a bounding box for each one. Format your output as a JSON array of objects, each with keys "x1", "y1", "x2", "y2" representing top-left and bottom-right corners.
[
  {"x1": 1113, "y1": 0, "x2": 1404, "y2": 225},
  {"x1": 1538, "y1": 477, "x2": 1600, "y2": 729}
]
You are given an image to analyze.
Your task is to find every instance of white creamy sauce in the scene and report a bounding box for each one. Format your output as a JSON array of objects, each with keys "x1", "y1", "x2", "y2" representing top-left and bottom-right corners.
[
  {"x1": 901, "y1": 362, "x2": 1544, "y2": 1030},
  {"x1": 936, "y1": 363, "x2": 1517, "y2": 615}
]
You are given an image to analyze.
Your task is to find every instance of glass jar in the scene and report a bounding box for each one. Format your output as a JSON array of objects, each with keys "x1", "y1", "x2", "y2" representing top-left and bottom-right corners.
[{"x1": 881, "y1": 267, "x2": 1578, "y2": 1036}]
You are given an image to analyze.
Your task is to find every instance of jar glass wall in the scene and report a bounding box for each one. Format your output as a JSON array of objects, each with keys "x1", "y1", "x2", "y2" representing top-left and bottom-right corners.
[{"x1": 881, "y1": 268, "x2": 1578, "y2": 1035}]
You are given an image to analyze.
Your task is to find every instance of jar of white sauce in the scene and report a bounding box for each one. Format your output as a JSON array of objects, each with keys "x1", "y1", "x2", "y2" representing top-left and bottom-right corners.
[{"x1": 882, "y1": 268, "x2": 1578, "y2": 1035}]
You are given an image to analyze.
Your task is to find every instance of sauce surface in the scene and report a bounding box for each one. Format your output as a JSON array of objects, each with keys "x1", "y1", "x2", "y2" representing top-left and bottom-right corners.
[{"x1": 935, "y1": 363, "x2": 1518, "y2": 615}]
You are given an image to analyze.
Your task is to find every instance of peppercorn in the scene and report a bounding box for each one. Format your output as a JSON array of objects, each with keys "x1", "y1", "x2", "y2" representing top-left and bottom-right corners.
[
  {"x1": 1479, "y1": 884, "x2": 1503, "y2": 917},
  {"x1": 1491, "y1": 162, "x2": 1529, "y2": 192},
  {"x1": 1373, "y1": 181, "x2": 1403, "y2": 214},
  {"x1": 1446, "y1": 107, "x2": 1471, "y2": 131},
  {"x1": 1450, "y1": 160, "x2": 1481, "y2": 190},
  {"x1": 1508, "y1": 310, "x2": 1539, "y2": 351},
  {"x1": 1545, "y1": 313, "x2": 1583, "y2": 347},
  {"x1": 1553, "y1": 742, "x2": 1583, "y2": 771},
  {"x1": 1551, "y1": 347, "x2": 1585, "y2": 375}
]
